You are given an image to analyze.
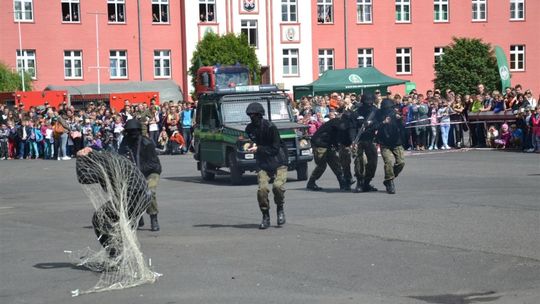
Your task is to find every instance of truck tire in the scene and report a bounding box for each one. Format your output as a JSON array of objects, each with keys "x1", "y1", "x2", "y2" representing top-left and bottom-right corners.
[
  {"x1": 200, "y1": 160, "x2": 216, "y2": 181},
  {"x1": 296, "y1": 162, "x2": 308, "y2": 181},
  {"x1": 228, "y1": 151, "x2": 243, "y2": 185}
]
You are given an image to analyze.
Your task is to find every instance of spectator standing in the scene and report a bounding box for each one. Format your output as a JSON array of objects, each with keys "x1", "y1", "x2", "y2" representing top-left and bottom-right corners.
[
  {"x1": 437, "y1": 99, "x2": 454, "y2": 149},
  {"x1": 180, "y1": 102, "x2": 195, "y2": 153},
  {"x1": 0, "y1": 123, "x2": 9, "y2": 160}
]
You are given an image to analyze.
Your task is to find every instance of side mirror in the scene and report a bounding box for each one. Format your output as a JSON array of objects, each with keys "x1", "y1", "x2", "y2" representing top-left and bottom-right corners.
[{"x1": 201, "y1": 73, "x2": 210, "y2": 87}]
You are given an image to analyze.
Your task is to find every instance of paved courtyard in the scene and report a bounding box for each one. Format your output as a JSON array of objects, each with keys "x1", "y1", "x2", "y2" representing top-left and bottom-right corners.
[{"x1": 0, "y1": 150, "x2": 539, "y2": 304}]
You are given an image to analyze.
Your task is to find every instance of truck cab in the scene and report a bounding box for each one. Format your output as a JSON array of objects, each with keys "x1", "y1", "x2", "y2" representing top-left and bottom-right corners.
[
  {"x1": 193, "y1": 85, "x2": 313, "y2": 184},
  {"x1": 195, "y1": 65, "x2": 251, "y2": 97}
]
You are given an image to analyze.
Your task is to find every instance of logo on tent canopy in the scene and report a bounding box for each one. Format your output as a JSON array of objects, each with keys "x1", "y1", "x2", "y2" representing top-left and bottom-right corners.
[{"x1": 348, "y1": 74, "x2": 363, "y2": 83}]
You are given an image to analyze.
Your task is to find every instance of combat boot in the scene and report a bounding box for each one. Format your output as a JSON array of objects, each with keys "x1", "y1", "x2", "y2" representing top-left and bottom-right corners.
[
  {"x1": 383, "y1": 180, "x2": 396, "y2": 194},
  {"x1": 353, "y1": 178, "x2": 364, "y2": 193},
  {"x1": 259, "y1": 210, "x2": 271, "y2": 229},
  {"x1": 138, "y1": 216, "x2": 144, "y2": 228},
  {"x1": 362, "y1": 179, "x2": 378, "y2": 192},
  {"x1": 150, "y1": 214, "x2": 160, "y2": 231},
  {"x1": 306, "y1": 179, "x2": 322, "y2": 191},
  {"x1": 338, "y1": 176, "x2": 350, "y2": 191},
  {"x1": 276, "y1": 205, "x2": 286, "y2": 226}
]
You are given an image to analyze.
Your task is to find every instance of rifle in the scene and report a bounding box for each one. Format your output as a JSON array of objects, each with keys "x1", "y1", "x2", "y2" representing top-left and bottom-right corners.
[{"x1": 352, "y1": 108, "x2": 377, "y2": 146}]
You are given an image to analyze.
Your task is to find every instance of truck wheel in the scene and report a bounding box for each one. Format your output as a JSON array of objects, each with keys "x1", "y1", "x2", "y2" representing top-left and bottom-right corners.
[
  {"x1": 200, "y1": 160, "x2": 216, "y2": 181},
  {"x1": 296, "y1": 162, "x2": 308, "y2": 181},
  {"x1": 228, "y1": 152, "x2": 243, "y2": 185}
]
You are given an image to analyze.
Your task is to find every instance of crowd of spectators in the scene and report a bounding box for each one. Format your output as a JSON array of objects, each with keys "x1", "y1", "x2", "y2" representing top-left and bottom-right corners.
[
  {"x1": 291, "y1": 84, "x2": 540, "y2": 152},
  {"x1": 0, "y1": 99, "x2": 196, "y2": 160}
]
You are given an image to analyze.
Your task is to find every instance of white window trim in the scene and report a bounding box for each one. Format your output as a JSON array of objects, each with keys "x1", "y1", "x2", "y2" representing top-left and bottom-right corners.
[
  {"x1": 13, "y1": 0, "x2": 34, "y2": 22},
  {"x1": 396, "y1": 48, "x2": 412, "y2": 75},
  {"x1": 199, "y1": 0, "x2": 215, "y2": 23},
  {"x1": 317, "y1": 0, "x2": 333, "y2": 24},
  {"x1": 434, "y1": 47, "x2": 445, "y2": 64},
  {"x1": 356, "y1": 0, "x2": 372, "y2": 24},
  {"x1": 510, "y1": 45, "x2": 525, "y2": 71},
  {"x1": 64, "y1": 50, "x2": 83, "y2": 80},
  {"x1": 61, "y1": 0, "x2": 80, "y2": 23},
  {"x1": 472, "y1": 0, "x2": 487, "y2": 22},
  {"x1": 110, "y1": 50, "x2": 128, "y2": 79},
  {"x1": 510, "y1": 0, "x2": 525, "y2": 21},
  {"x1": 281, "y1": 0, "x2": 297, "y2": 22},
  {"x1": 16, "y1": 49, "x2": 36, "y2": 80},
  {"x1": 283, "y1": 49, "x2": 299, "y2": 76},
  {"x1": 107, "y1": 0, "x2": 126, "y2": 24},
  {"x1": 152, "y1": 0, "x2": 170, "y2": 24},
  {"x1": 395, "y1": 0, "x2": 411, "y2": 23},
  {"x1": 241, "y1": 20, "x2": 258, "y2": 48},
  {"x1": 433, "y1": 0, "x2": 449, "y2": 23},
  {"x1": 154, "y1": 50, "x2": 171, "y2": 79},
  {"x1": 357, "y1": 48, "x2": 373, "y2": 68},
  {"x1": 318, "y1": 49, "x2": 334, "y2": 75}
]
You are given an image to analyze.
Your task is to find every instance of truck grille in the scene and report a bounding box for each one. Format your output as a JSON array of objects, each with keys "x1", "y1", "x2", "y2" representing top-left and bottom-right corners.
[{"x1": 284, "y1": 139, "x2": 297, "y2": 157}]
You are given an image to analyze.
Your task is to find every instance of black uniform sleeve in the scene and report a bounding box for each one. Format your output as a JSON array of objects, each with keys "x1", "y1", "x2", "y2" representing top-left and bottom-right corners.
[
  {"x1": 139, "y1": 138, "x2": 162, "y2": 176},
  {"x1": 256, "y1": 124, "x2": 282, "y2": 157}
]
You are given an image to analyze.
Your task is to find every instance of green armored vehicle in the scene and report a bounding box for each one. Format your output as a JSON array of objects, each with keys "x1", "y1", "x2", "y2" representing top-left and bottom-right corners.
[{"x1": 193, "y1": 84, "x2": 313, "y2": 185}]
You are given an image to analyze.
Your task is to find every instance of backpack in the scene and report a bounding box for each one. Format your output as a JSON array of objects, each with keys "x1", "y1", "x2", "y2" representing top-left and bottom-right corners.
[{"x1": 53, "y1": 121, "x2": 65, "y2": 136}]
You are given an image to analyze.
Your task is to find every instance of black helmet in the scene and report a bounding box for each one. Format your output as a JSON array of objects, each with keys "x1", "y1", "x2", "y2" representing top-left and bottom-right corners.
[
  {"x1": 380, "y1": 98, "x2": 395, "y2": 110},
  {"x1": 124, "y1": 119, "x2": 142, "y2": 130},
  {"x1": 360, "y1": 93, "x2": 375, "y2": 106},
  {"x1": 246, "y1": 102, "x2": 265, "y2": 116}
]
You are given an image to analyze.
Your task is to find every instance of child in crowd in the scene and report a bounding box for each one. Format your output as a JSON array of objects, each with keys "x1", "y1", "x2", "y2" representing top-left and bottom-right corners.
[
  {"x1": 486, "y1": 125, "x2": 499, "y2": 148},
  {"x1": 44, "y1": 122, "x2": 54, "y2": 159},
  {"x1": 0, "y1": 123, "x2": 9, "y2": 160},
  {"x1": 494, "y1": 123, "x2": 511, "y2": 149},
  {"x1": 510, "y1": 124, "x2": 523, "y2": 149}
]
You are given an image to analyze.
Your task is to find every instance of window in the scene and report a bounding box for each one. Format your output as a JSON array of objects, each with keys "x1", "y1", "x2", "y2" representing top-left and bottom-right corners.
[
  {"x1": 357, "y1": 0, "x2": 372, "y2": 23},
  {"x1": 281, "y1": 0, "x2": 297, "y2": 22},
  {"x1": 153, "y1": 0, "x2": 169, "y2": 23},
  {"x1": 64, "y1": 50, "x2": 83, "y2": 79},
  {"x1": 282, "y1": 49, "x2": 299, "y2": 76},
  {"x1": 199, "y1": 0, "x2": 215, "y2": 22},
  {"x1": 107, "y1": 0, "x2": 125, "y2": 23},
  {"x1": 154, "y1": 50, "x2": 171, "y2": 78},
  {"x1": 61, "y1": 0, "x2": 80, "y2": 22},
  {"x1": 357, "y1": 48, "x2": 373, "y2": 67},
  {"x1": 395, "y1": 0, "x2": 410, "y2": 23},
  {"x1": 510, "y1": 0, "x2": 525, "y2": 20},
  {"x1": 318, "y1": 49, "x2": 334, "y2": 75},
  {"x1": 434, "y1": 0, "x2": 449, "y2": 22},
  {"x1": 472, "y1": 0, "x2": 486, "y2": 21},
  {"x1": 510, "y1": 45, "x2": 525, "y2": 71},
  {"x1": 317, "y1": 0, "x2": 333, "y2": 23},
  {"x1": 110, "y1": 50, "x2": 128, "y2": 79},
  {"x1": 241, "y1": 20, "x2": 258, "y2": 47},
  {"x1": 16, "y1": 49, "x2": 36, "y2": 79},
  {"x1": 396, "y1": 48, "x2": 411, "y2": 74},
  {"x1": 13, "y1": 0, "x2": 33, "y2": 21},
  {"x1": 434, "y1": 47, "x2": 445, "y2": 64}
]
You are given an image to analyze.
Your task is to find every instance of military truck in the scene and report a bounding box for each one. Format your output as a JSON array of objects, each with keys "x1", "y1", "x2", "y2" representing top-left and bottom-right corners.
[{"x1": 193, "y1": 84, "x2": 313, "y2": 185}]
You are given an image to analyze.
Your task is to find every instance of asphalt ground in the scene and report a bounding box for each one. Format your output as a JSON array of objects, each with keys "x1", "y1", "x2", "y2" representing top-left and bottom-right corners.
[{"x1": 0, "y1": 149, "x2": 539, "y2": 304}]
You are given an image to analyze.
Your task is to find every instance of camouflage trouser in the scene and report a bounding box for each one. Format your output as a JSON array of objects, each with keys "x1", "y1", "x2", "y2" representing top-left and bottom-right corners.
[
  {"x1": 257, "y1": 166, "x2": 287, "y2": 211},
  {"x1": 353, "y1": 141, "x2": 378, "y2": 181},
  {"x1": 380, "y1": 145, "x2": 405, "y2": 181},
  {"x1": 338, "y1": 144, "x2": 353, "y2": 182},
  {"x1": 308, "y1": 147, "x2": 343, "y2": 182},
  {"x1": 146, "y1": 173, "x2": 160, "y2": 215}
]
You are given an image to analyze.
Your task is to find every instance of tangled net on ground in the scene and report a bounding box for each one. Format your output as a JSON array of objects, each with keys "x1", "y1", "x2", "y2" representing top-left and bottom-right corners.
[{"x1": 66, "y1": 151, "x2": 160, "y2": 296}]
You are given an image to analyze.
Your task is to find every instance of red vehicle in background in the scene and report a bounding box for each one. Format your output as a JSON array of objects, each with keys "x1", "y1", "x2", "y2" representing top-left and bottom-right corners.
[
  {"x1": 70, "y1": 92, "x2": 160, "y2": 112},
  {"x1": 0, "y1": 90, "x2": 68, "y2": 111},
  {"x1": 195, "y1": 64, "x2": 251, "y2": 97}
]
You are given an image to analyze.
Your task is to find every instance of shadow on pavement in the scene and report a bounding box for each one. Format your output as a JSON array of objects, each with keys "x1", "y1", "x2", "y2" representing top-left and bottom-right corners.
[
  {"x1": 193, "y1": 223, "x2": 259, "y2": 229},
  {"x1": 33, "y1": 262, "x2": 93, "y2": 272}
]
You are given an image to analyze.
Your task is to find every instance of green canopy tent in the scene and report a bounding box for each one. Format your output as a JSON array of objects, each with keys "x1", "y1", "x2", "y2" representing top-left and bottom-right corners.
[{"x1": 293, "y1": 67, "x2": 408, "y2": 100}]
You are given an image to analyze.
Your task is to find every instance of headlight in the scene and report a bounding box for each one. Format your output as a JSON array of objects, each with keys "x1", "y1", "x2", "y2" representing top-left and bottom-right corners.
[
  {"x1": 242, "y1": 142, "x2": 252, "y2": 151},
  {"x1": 299, "y1": 139, "x2": 310, "y2": 148}
]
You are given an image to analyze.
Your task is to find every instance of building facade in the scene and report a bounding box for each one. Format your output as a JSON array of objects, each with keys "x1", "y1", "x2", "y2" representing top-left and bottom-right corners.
[{"x1": 0, "y1": 0, "x2": 538, "y2": 100}]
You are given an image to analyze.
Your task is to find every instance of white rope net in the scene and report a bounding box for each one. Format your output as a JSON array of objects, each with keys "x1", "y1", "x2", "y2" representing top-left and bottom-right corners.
[{"x1": 67, "y1": 151, "x2": 160, "y2": 296}]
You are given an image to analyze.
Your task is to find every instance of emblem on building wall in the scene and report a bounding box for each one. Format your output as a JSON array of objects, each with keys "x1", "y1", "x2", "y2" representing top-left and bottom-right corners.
[
  {"x1": 243, "y1": 0, "x2": 256, "y2": 12},
  {"x1": 286, "y1": 27, "x2": 296, "y2": 41}
]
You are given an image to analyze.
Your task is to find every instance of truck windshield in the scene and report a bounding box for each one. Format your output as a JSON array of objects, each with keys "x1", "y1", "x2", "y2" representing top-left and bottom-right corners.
[
  {"x1": 215, "y1": 71, "x2": 250, "y2": 88},
  {"x1": 222, "y1": 100, "x2": 291, "y2": 124}
]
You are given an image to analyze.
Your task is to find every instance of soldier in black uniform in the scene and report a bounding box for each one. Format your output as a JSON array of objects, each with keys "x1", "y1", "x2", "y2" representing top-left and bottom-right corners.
[
  {"x1": 306, "y1": 115, "x2": 355, "y2": 191},
  {"x1": 352, "y1": 93, "x2": 379, "y2": 192},
  {"x1": 375, "y1": 99, "x2": 406, "y2": 194},
  {"x1": 245, "y1": 102, "x2": 288, "y2": 229},
  {"x1": 119, "y1": 119, "x2": 162, "y2": 231}
]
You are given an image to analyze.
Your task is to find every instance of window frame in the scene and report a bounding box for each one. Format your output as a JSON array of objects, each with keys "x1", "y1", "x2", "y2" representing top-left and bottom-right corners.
[
  {"x1": 282, "y1": 49, "x2": 299, "y2": 76},
  {"x1": 433, "y1": 0, "x2": 449, "y2": 22},
  {"x1": 107, "y1": 0, "x2": 126, "y2": 23},
  {"x1": 434, "y1": 47, "x2": 445, "y2": 64},
  {"x1": 357, "y1": 48, "x2": 373, "y2": 68},
  {"x1": 153, "y1": 50, "x2": 171, "y2": 78},
  {"x1": 16, "y1": 49, "x2": 37, "y2": 79},
  {"x1": 317, "y1": 0, "x2": 333, "y2": 24},
  {"x1": 509, "y1": 0, "x2": 525, "y2": 21},
  {"x1": 395, "y1": 0, "x2": 411, "y2": 23},
  {"x1": 318, "y1": 49, "x2": 334, "y2": 76},
  {"x1": 356, "y1": 0, "x2": 372, "y2": 24},
  {"x1": 396, "y1": 47, "x2": 412, "y2": 75},
  {"x1": 509, "y1": 45, "x2": 525, "y2": 71},
  {"x1": 240, "y1": 20, "x2": 258, "y2": 48},
  {"x1": 109, "y1": 50, "x2": 128, "y2": 79},
  {"x1": 152, "y1": 0, "x2": 170, "y2": 23},
  {"x1": 199, "y1": 0, "x2": 215, "y2": 23},
  {"x1": 64, "y1": 50, "x2": 83, "y2": 80},
  {"x1": 281, "y1": 0, "x2": 297, "y2": 22},
  {"x1": 471, "y1": 0, "x2": 487, "y2": 22},
  {"x1": 61, "y1": 0, "x2": 80, "y2": 23},
  {"x1": 13, "y1": 0, "x2": 34, "y2": 22}
]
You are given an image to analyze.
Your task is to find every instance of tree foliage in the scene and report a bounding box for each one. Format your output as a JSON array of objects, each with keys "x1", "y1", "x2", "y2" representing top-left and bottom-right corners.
[
  {"x1": 434, "y1": 37, "x2": 499, "y2": 95},
  {"x1": 189, "y1": 32, "x2": 260, "y2": 91},
  {"x1": 0, "y1": 61, "x2": 32, "y2": 92}
]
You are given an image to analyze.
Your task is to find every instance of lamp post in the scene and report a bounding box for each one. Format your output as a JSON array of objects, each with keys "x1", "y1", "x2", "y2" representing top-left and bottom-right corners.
[
  {"x1": 88, "y1": 12, "x2": 108, "y2": 95},
  {"x1": 10, "y1": 10, "x2": 25, "y2": 92}
]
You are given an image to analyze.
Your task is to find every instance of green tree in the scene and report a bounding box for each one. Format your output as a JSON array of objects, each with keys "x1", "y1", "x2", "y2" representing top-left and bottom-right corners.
[
  {"x1": 189, "y1": 32, "x2": 260, "y2": 92},
  {"x1": 0, "y1": 61, "x2": 32, "y2": 92},
  {"x1": 434, "y1": 37, "x2": 499, "y2": 95}
]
